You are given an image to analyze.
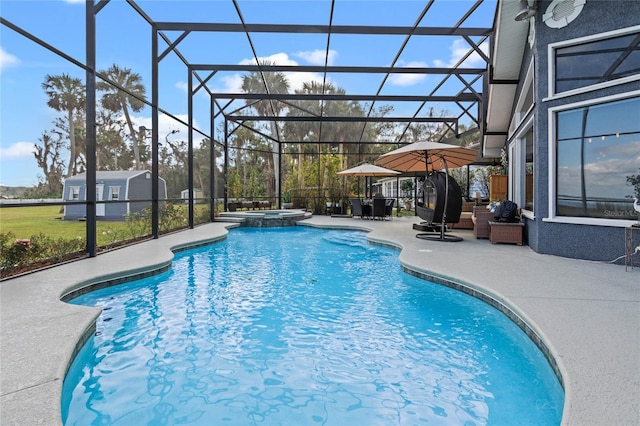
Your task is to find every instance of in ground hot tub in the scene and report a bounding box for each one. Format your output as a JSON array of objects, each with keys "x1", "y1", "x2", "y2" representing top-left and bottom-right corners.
[{"x1": 217, "y1": 209, "x2": 310, "y2": 227}]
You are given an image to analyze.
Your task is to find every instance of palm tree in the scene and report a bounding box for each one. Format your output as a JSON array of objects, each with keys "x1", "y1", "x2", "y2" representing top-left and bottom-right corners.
[
  {"x1": 282, "y1": 89, "x2": 318, "y2": 188},
  {"x1": 95, "y1": 108, "x2": 128, "y2": 170},
  {"x1": 232, "y1": 125, "x2": 258, "y2": 193},
  {"x1": 241, "y1": 62, "x2": 290, "y2": 197},
  {"x1": 41, "y1": 73, "x2": 85, "y2": 177},
  {"x1": 97, "y1": 65, "x2": 146, "y2": 169}
]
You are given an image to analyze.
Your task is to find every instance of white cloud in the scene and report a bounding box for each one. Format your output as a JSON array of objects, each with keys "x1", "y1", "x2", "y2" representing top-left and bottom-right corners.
[
  {"x1": 177, "y1": 52, "x2": 334, "y2": 99},
  {"x1": 558, "y1": 148, "x2": 640, "y2": 199},
  {"x1": 434, "y1": 39, "x2": 489, "y2": 68},
  {"x1": 388, "y1": 61, "x2": 429, "y2": 87},
  {"x1": 295, "y1": 49, "x2": 338, "y2": 66},
  {"x1": 177, "y1": 73, "x2": 243, "y2": 95},
  {"x1": 218, "y1": 74, "x2": 244, "y2": 93},
  {"x1": 63, "y1": 0, "x2": 85, "y2": 3},
  {"x1": 0, "y1": 48, "x2": 20, "y2": 70},
  {"x1": 0, "y1": 142, "x2": 36, "y2": 159},
  {"x1": 240, "y1": 52, "x2": 298, "y2": 67},
  {"x1": 286, "y1": 72, "x2": 326, "y2": 92},
  {"x1": 226, "y1": 53, "x2": 327, "y2": 92}
]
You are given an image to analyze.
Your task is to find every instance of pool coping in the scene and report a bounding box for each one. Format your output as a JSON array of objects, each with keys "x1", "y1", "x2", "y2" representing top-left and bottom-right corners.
[{"x1": 1, "y1": 217, "x2": 638, "y2": 425}]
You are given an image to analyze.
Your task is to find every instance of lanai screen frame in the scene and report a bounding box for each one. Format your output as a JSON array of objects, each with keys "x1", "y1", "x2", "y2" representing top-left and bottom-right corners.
[{"x1": 2, "y1": 0, "x2": 496, "y2": 259}]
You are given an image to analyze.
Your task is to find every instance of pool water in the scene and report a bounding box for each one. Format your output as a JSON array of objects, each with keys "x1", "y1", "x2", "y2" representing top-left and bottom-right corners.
[{"x1": 63, "y1": 227, "x2": 563, "y2": 425}]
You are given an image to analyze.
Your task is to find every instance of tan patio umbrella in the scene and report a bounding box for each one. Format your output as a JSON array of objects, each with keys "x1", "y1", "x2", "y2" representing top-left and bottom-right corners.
[
  {"x1": 337, "y1": 163, "x2": 400, "y2": 198},
  {"x1": 337, "y1": 163, "x2": 401, "y2": 177},
  {"x1": 376, "y1": 141, "x2": 478, "y2": 240},
  {"x1": 376, "y1": 141, "x2": 478, "y2": 173}
]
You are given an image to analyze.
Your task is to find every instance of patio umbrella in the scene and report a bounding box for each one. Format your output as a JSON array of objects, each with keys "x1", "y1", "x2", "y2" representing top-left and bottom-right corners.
[
  {"x1": 376, "y1": 141, "x2": 478, "y2": 173},
  {"x1": 337, "y1": 163, "x2": 400, "y2": 198},
  {"x1": 376, "y1": 141, "x2": 478, "y2": 241},
  {"x1": 337, "y1": 163, "x2": 402, "y2": 177}
]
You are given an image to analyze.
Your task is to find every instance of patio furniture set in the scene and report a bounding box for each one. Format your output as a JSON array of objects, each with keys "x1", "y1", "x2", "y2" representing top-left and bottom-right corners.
[
  {"x1": 347, "y1": 194, "x2": 524, "y2": 244},
  {"x1": 227, "y1": 200, "x2": 272, "y2": 211},
  {"x1": 349, "y1": 197, "x2": 395, "y2": 220}
]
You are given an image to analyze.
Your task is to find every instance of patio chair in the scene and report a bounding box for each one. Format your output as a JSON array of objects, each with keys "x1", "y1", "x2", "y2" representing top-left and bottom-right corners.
[
  {"x1": 413, "y1": 172, "x2": 462, "y2": 232},
  {"x1": 384, "y1": 198, "x2": 395, "y2": 219},
  {"x1": 414, "y1": 172, "x2": 463, "y2": 241},
  {"x1": 472, "y1": 206, "x2": 493, "y2": 239},
  {"x1": 349, "y1": 198, "x2": 364, "y2": 218},
  {"x1": 372, "y1": 197, "x2": 387, "y2": 220}
]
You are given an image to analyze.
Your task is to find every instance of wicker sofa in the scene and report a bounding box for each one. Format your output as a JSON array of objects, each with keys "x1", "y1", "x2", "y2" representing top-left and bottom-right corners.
[{"x1": 450, "y1": 199, "x2": 475, "y2": 229}]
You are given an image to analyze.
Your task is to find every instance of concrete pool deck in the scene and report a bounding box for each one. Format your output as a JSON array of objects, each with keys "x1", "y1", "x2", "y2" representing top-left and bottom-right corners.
[{"x1": 1, "y1": 215, "x2": 638, "y2": 425}]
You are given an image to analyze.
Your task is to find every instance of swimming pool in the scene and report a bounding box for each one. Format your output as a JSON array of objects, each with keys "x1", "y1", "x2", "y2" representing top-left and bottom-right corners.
[{"x1": 62, "y1": 227, "x2": 563, "y2": 425}]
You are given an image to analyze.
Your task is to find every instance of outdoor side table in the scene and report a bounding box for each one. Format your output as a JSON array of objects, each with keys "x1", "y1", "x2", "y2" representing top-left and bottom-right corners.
[{"x1": 488, "y1": 221, "x2": 524, "y2": 245}]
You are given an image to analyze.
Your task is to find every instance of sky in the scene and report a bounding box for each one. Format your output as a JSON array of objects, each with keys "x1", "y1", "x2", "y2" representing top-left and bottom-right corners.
[{"x1": 0, "y1": 0, "x2": 496, "y2": 188}]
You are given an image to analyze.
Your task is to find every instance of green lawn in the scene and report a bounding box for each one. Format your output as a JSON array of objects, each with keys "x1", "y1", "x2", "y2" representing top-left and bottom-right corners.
[
  {"x1": 0, "y1": 205, "x2": 142, "y2": 245},
  {"x1": 0, "y1": 204, "x2": 219, "y2": 276},
  {"x1": 0, "y1": 204, "x2": 214, "y2": 247}
]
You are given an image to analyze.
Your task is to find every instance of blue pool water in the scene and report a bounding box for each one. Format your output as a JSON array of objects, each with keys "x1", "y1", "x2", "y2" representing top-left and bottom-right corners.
[{"x1": 63, "y1": 227, "x2": 563, "y2": 425}]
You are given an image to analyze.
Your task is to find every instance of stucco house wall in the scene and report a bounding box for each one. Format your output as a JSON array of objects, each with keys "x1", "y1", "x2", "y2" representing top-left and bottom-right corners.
[{"x1": 507, "y1": 0, "x2": 640, "y2": 261}]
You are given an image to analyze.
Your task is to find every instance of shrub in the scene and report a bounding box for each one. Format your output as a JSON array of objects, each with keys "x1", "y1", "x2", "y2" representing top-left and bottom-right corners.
[
  {"x1": 124, "y1": 209, "x2": 151, "y2": 240},
  {"x1": 124, "y1": 202, "x2": 189, "y2": 238},
  {"x1": 159, "y1": 202, "x2": 188, "y2": 233},
  {"x1": 0, "y1": 232, "x2": 85, "y2": 278},
  {"x1": 29, "y1": 233, "x2": 85, "y2": 262},
  {"x1": 0, "y1": 232, "x2": 28, "y2": 275}
]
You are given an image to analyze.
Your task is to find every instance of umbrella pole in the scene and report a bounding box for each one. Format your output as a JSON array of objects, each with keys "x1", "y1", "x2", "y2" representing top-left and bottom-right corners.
[
  {"x1": 424, "y1": 152, "x2": 429, "y2": 208},
  {"x1": 441, "y1": 157, "x2": 449, "y2": 240},
  {"x1": 396, "y1": 176, "x2": 400, "y2": 217}
]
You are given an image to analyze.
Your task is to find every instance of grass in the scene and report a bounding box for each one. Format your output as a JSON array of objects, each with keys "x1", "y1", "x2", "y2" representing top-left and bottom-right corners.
[
  {"x1": 396, "y1": 208, "x2": 415, "y2": 217},
  {"x1": 0, "y1": 205, "x2": 144, "y2": 246},
  {"x1": 0, "y1": 204, "x2": 215, "y2": 247},
  {"x1": 0, "y1": 203, "x2": 218, "y2": 277}
]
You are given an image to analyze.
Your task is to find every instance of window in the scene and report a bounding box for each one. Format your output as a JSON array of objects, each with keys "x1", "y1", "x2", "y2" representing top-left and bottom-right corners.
[
  {"x1": 509, "y1": 125, "x2": 534, "y2": 213},
  {"x1": 509, "y1": 62, "x2": 535, "y2": 214},
  {"x1": 70, "y1": 186, "x2": 80, "y2": 200},
  {"x1": 555, "y1": 96, "x2": 639, "y2": 220},
  {"x1": 511, "y1": 61, "x2": 534, "y2": 134},
  {"x1": 382, "y1": 180, "x2": 397, "y2": 198},
  {"x1": 109, "y1": 186, "x2": 120, "y2": 200},
  {"x1": 551, "y1": 28, "x2": 640, "y2": 96}
]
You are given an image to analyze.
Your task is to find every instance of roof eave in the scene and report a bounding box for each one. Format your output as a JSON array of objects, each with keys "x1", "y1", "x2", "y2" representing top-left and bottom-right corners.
[{"x1": 483, "y1": 0, "x2": 530, "y2": 158}]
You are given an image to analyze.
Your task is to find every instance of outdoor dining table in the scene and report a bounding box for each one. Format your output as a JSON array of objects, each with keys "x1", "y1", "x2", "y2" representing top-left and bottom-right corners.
[{"x1": 360, "y1": 198, "x2": 394, "y2": 220}]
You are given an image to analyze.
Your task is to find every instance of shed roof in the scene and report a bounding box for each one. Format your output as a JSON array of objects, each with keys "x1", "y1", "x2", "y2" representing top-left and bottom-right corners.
[{"x1": 64, "y1": 170, "x2": 151, "y2": 183}]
